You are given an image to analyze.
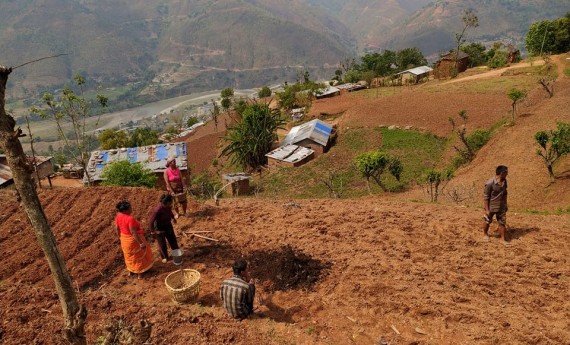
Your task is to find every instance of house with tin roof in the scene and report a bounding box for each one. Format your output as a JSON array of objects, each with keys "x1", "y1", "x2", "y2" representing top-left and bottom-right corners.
[
  {"x1": 84, "y1": 142, "x2": 188, "y2": 188},
  {"x1": 282, "y1": 119, "x2": 335, "y2": 156},
  {"x1": 265, "y1": 144, "x2": 315, "y2": 169},
  {"x1": 395, "y1": 66, "x2": 433, "y2": 84}
]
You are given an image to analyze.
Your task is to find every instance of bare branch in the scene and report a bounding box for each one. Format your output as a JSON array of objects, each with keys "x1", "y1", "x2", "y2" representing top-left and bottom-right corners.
[{"x1": 12, "y1": 53, "x2": 69, "y2": 70}]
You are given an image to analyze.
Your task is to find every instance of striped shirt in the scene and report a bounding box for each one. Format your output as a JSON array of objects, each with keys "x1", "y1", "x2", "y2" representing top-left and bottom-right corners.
[{"x1": 220, "y1": 275, "x2": 255, "y2": 319}]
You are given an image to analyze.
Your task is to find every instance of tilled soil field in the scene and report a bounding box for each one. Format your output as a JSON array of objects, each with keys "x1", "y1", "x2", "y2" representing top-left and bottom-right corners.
[{"x1": 1, "y1": 188, "x2": 569, "y2": 344}]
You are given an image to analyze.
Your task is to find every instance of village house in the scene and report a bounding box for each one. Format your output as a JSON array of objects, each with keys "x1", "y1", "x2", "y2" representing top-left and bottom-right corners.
[
  {"x1": 84, "y1": 142, "x2": 188, "y2": 189},
  {"x1": 265, "y1": 144, "x2": 315, "y2": 169},
  {"x1": 281, "y1": 119, "x2": 335, "y2": 157},
  {"x1": 395, "y1": 66, "x2": 433, "y2": 84},
  {"x1": 434, "y1": 51, "x2": 470, "y2": 79},
  {"x1": 315, "y1": 85, "x2": 341, "y2": 99}
]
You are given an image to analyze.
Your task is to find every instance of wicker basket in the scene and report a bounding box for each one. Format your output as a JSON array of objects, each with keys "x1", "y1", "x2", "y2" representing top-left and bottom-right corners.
[{"x1": 164, "y1": 269, "x2": 201, "y2": 303}]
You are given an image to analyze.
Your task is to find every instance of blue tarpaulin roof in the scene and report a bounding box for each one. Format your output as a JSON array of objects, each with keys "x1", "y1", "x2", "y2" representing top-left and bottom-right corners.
[{"x1": 84, "y1": 143, "x2": 187, "y2": 183}]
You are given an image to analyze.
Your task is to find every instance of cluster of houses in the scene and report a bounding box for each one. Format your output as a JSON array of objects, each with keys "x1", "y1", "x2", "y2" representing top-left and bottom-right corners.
[{"x1": 3, "y1": 48, "x2": 510, "y2": 193}]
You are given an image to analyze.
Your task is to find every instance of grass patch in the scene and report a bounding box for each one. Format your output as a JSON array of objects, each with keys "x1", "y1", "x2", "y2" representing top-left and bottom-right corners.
[
  {"x1": 358, "y1": 87, "x2": 405, "y2": 98},
  {"x1": 377, "y1": 128, "x2": 447, "y2": 190},
  {"x1": 259, "y1": 127, "x2": 446, "y2": 198},
  {"x1": 430, "y1": 75, "x2": 538, "y2": 94}
]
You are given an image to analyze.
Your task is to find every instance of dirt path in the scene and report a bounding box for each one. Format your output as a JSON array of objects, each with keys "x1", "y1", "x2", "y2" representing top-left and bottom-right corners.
[{"x1": 440, "y1": 59, "x2": 546, "y2": 85}]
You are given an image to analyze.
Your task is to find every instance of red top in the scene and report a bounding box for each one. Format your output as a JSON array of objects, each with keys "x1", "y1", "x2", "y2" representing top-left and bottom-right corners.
[
  {"x1": 165, "y1": 167, "x2": 182, "y2": 183},
  {"x1": 115, "y1": 212, "x2": 143, "y2": 236}
]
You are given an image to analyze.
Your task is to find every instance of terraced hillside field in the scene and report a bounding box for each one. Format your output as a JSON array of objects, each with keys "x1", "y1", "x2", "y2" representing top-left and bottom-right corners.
[{"x1": 1, "y1": 188, "x2": 569, "y2": 344}]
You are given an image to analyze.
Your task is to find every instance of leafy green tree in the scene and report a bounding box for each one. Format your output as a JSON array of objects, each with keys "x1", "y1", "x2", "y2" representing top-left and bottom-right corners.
[
  {"x1": 534, "y1": 122, "x2": 570, "y2": 182},
  {"x1": 362, "y1": 71, "x2": 376, "y2": 88},
  {"x1": 526, "y1": 20, "x2": 556, "y2": 56},
  {"x1": 220, "y1": 87, "x2": 234, "y2": 112},
  {"x1": 396, "y1": 47, "x2": 427, "y2": 69},
  {"x1": 100, "y1": 160, "x2": 157, "y2": 187},
  {"x1": 360, "y1": 50, "x2": 397, "y2": 76},
  {"x1": 487, "y1": 50, "x2": 508, "y2": 68},
  {"x1": 98, "y1": 129, "x2": 129, "y2": 150},
  {"x1": 461, "y1": 43, "x2": 487, "y2": 67},
  {"x1": 258, "y1": 86, "x2": 272, "y2": 98},
  {"x1": 507, "y1": 88, "x2": 527, "y2": 122},
  {"x1": 343, "y1": 69, "x2": 362, "y2": 83},
  {"x1": 221, "y1": 103, "x2": 285, "y2": 171},
  {"x1": 525, "y1": 14, "x2": 570, "y2": 56},
  {"x1": 233, "y1": 98, "x2": 248, "y2": 117},
  {"x1": 354, "y1": 151, "x2": 402, "y2": 193},
  {"x1": 277, "y1": 79, "x2": 325, "y2": 111},
  {"x1": 552, "y1": 15, "x2": 570, "y2": 53},
  {"x1": 31, "y1": 74, "x2": 108, "y2": 185},
  {"x1": 425, "y1": 169, "x2": 454, "y2": 202},
  {"x1": 128, "y1": 127, "x2": 159, "y2": 147},
  {"x1": 187, "y1": 117, "x2": 200, "y2": 127},
  {"x1": 454, "y1": 9, "x2": 479, "y2": 76}
]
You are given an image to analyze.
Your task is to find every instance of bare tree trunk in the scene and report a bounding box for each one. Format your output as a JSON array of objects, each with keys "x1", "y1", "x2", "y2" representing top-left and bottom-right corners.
[{"x1": 0, "y1": 65, "x2": 87, "y2": 344}]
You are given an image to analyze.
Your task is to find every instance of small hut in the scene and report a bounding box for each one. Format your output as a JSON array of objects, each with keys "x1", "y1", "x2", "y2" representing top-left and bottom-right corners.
[
  {"x1": 265, "y1": 144, "x2": 314, "y2": 169},
  {"x1": 222, "y1": 173, "x2": 251, "y2": 196},
  {"x1": 435, "y1": 51, "x2": 470, "y2": 79}
]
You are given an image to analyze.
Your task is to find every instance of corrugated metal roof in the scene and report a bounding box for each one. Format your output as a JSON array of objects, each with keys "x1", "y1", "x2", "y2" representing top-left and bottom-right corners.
[
  {"x1": 84, "y1": 143, "x2": 187, "y2": 183},
  {"x1": 282, "y1": 119, "x2": 333, "y2": 147},
  {"x1": 316, "y1": 85, "x2": 340, "y2": 98},
  {"x1": 222, "y1": 173, "x2": 251, "y2": 182},
  {"x1": 266, "y1": 144, "x2": 314, "y2": 163},
  {"x1": 396, "y1": 66, "x2": 433, "y2": 76},
  {"x1": 0, "y1": 161, "x2": 13, "y2": 186}
]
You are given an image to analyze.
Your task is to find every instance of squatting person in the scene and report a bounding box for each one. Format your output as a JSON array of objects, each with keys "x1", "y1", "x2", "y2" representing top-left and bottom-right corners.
[{"x1": 220, "y1": 259, "x2": 256, "y2": 319}]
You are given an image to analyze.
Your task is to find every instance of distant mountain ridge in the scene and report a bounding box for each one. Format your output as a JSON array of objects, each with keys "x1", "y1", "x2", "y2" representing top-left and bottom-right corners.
[
  {"x1": 1, "y1": 0, "x2": 568, "y2": 98},
  {"x1": 1, "y1": 0, "x2": 355, "y2": 97}
]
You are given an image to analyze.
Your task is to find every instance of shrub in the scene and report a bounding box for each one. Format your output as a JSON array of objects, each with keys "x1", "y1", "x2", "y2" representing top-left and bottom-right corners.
[
  {"x1": 467, "y1": 128, "x2": 492, "y2": 152},
  {"x1": 487, "y1": 50, "x2": 508, "y2": 68},
  {"x1": 100, "y1": 160, "x2": 157, "y2": 188},
  {"x1": 354, "y1": 151, "x2": 402, "y2": 193},
  {"x1": 191, "y1": 171, "x2": 221, "y2": 200},
  {"x1": 258, "y1": 86, "x2": 272, "y2": 98}
]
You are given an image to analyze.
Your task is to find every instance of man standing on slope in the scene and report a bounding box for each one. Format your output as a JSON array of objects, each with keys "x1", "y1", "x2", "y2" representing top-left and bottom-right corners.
[{"x1": 483, "y1": 165, "x2": 509, "y2": 245}]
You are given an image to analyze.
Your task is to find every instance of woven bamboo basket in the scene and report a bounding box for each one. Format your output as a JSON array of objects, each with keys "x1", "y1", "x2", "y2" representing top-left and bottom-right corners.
[{"x1": 164, "y1": 269, "x2": 201, "y2": 303}]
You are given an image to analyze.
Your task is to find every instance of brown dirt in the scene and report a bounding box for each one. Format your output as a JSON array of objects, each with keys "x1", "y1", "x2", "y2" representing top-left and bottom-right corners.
[
  {"x1": 1, "y1": 189, "x2": 570, "y2": 344},
  {"x1": 2, "y1": 55, "x2": 570, "y2": 345}
]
